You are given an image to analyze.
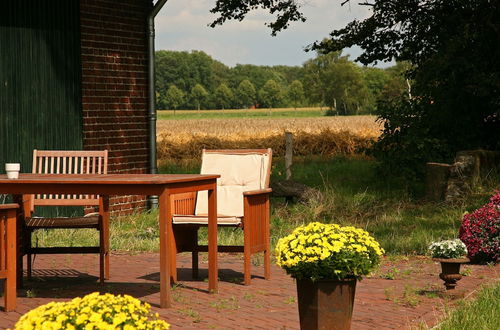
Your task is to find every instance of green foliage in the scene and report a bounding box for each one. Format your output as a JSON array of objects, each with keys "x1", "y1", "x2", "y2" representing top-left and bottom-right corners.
[
  {"x1": 236, "y1": 79, "x2": 256, "y2": 108},
  {"x1": 288, "y1": 80, "x2": 305, "y2": 109},
  {"x1": 155, "y1": 50, "x2": 397, "y2": 112},
  {"x1": 438, "y1": 283, "x2": 500, "y2": 330},
  {"x1": 316, "y1": 0, "x2": 499, "y2": 177},
  {"x1": 165, "y1": 85, "x2": 185, "y2": 112},
  {"x1": 230, "y1": 64, "x2": 285, "y2": 92},
  {"x1": 209, "y1": 0, "x2": 305, "y2": 36},
  {"x1": 258, "y1": 79, "x2": 284, "y2": 109},
  {"x1": 303, "y1": 51, "x2": 370, "y2": 115},
  {"x1": 213, "y1": 83, "x2": 233, "y2": 109},
  {"x1": 371, "y1": 98, "x2": 450, "y2": 179},
  {"x1": 190, "y1": 84, "x2": 209, "y2": 110},
  {"x1": 361, "y1": 67, "x2": 390, "y2": 113}
]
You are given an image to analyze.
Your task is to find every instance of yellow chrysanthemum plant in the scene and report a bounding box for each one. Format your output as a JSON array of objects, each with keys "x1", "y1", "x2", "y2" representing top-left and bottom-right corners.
[
  {"x1": 14, "y1": 292, "x2": 169, "y2": 330},
  {"x1": 276, "y1": 222, "x2": 384, "y2": 281}
]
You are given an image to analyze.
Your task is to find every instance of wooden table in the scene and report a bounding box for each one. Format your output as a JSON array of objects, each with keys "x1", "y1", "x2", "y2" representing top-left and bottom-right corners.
[{"x1": 0, "y1": 173, "x2": 219, "y2": 309}]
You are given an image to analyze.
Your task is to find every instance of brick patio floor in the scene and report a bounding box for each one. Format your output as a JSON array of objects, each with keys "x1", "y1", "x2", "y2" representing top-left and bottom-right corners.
[{"x1": 1, "y1": 253, "x2": 498, "y2": 329}]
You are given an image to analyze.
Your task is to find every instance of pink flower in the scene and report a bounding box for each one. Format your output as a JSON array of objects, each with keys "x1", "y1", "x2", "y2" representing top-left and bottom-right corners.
[{"x1": 459, "y1": 192, "x2": 500, "y2": 263}]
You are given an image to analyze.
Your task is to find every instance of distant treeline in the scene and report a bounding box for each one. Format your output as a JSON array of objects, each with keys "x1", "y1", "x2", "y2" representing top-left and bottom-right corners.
[{"x1": 155, "y1": 50, "x2": 409, "y2": 115}]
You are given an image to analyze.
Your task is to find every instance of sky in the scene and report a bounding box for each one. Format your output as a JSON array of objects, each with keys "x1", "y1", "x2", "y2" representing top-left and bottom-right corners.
[{"x1": 155, "y1": 0, "x2": 391, "y2": 68}]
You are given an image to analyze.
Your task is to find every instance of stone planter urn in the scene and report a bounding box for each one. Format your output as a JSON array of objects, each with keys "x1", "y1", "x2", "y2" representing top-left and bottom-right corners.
[
  {"x1": 433, "y1": 257, "x2": 470, "y2": 290},
  {"x1": 296, "y1": 277, "x2": 357, "y2": 330}
]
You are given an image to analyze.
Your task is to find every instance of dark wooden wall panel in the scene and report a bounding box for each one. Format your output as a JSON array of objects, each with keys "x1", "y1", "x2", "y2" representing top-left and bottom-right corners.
[{"x1": 0, "y1": 0, "x2": 82, "y2": 174}]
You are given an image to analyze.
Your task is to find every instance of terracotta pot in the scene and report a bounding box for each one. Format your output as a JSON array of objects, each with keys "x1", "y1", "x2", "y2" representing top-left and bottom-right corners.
[
  {"x1": 433, "y1": 257, "x2": 470, "y2": 290},
  {"x1": 296, "y1": 278, "x2": 357, "y2": 330}
]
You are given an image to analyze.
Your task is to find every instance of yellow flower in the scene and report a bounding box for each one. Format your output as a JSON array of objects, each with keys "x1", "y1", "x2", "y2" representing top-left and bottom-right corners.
[{"x1": 275, "y1": 222, "x2": 384, "y2": 280}]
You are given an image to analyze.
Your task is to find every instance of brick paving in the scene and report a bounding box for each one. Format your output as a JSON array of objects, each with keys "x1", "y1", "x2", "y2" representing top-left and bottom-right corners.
[{"x1": 1, "y1": 253, "x2": 498, "y2": 329}]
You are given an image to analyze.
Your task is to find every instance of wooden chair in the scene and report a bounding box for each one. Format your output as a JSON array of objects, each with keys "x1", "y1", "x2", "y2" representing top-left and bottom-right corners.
[
  {"x1": 0, "y1": 203, "x2": 18, "y2": 311},
  {"x1": 22, "y1": 150, "x2": 110, "y2": 283},
  {"x1": 172, "y1": 149, "x2": 272, "y2": 285}
]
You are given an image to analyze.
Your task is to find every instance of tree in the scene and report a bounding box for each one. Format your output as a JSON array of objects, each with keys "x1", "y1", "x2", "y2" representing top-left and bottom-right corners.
[
  {"x1": 288, "y1": 80, "x2": 304, "y2": 110},
  {"x1": 361, "y1": 67, "x2": 390, "y2": 113},
  {"x1": 236, "y1": 79, "x2": 256, "y2": 108},
  {"x1": 214, "y1": 83, "x2": 234, "y2": 110},
  {"x1": 155, "y1": 50, "x2": 230, "y2": 109},
  {"x1": 304, "y1": 51, "x2": 369, "y2": 115},
  {"x1": 315, "y1": 0, "x2": 499, "y2": 176},
  {"x1": 259, "y1": 79, "x2": 284, "y2": 112},
  {"x1": 165, "y1": 85, "x2": 185, "y2": 114},
  {"x1": 190, "y1": 84, "x2": 209, "y2": 111},
  {"x1": 210, "y1": 0, "x2": 500, "y2": 178}
]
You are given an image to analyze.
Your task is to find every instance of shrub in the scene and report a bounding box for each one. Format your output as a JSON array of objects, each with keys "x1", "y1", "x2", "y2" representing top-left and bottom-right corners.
[
  {"x1": 459, "y1": 192, "x2": 500, "y2": 263},
  {"x1": 275, "y1": 222, "x2": 384, "y2": 281},
  {"x1": 14, "y1": 292, "x2": 169, "y2": 329}
]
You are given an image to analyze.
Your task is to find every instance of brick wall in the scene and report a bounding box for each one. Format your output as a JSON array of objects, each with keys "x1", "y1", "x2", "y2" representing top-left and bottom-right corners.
[{"x1": 80, "y1": 0, "x2": 153, "y2": 214}]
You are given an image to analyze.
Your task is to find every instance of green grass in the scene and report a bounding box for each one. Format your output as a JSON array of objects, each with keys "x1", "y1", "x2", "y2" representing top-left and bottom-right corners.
[
  {"x1": 34, "y1": 155, "x2": 498, "y2": 256},
  {"x1": 157, "y1": 107, "x2": 326, "y2": 120},
  {"x1": 437, "y1": 282, "x2": 500, "y2": 330}
]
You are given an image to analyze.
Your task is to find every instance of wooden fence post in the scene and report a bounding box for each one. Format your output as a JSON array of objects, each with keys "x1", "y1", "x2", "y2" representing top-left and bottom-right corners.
[{"x1": 285, "y1": 132, "x2": 293, "y2": 180}]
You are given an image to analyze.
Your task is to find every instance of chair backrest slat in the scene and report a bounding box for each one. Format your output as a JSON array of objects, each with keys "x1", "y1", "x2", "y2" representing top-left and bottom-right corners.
[{"x1": 31, "y1": 150, "x2": 108, "y2": 207}]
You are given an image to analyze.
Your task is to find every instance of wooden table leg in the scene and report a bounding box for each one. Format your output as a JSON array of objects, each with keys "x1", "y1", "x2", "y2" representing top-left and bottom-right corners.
[
  {"x1": 207, "y1": 181, "x2": 218, "y2": 293},
  {"x1": 159, "y1": 190, "x2": 171, "y2": 308},
  {"x1": 5, "y1": 208, "x2": 17, "y2": 311},
  {"x1": 100, "y1": 195, "x2": 110, "y2": 282}
]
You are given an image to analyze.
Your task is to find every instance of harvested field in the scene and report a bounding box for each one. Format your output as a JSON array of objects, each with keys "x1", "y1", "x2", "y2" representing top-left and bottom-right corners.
[{"x1": 157, "y1": 115, "x2": 381, "y2": 161}]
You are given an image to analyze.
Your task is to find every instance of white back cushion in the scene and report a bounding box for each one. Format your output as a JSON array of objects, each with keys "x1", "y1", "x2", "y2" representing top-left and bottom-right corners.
[{"x1": 195, "y1": 151, "x2": 270, "y2": 217}]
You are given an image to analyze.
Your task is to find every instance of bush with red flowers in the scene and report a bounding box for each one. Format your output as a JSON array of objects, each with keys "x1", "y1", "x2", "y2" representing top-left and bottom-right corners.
[{"x1": 459, "y1": 192, "x2": 499, "y2": 263}]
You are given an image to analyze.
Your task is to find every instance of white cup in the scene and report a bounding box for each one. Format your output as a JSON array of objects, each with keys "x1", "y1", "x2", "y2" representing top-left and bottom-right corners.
[{"x1": 5, "y1": 163, "x2": 20, "y2": 179}]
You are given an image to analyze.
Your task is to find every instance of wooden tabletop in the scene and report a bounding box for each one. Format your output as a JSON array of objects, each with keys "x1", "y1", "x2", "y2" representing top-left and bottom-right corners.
[
  {"x1": 0, "y1": 203, "x2": 19, "y2": 210},
  {"x1": 0, "y1": 173, "x2": 220, "y2": 184}
]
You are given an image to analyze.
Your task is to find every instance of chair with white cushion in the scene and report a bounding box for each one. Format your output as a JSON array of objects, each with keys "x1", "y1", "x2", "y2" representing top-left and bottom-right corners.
[{"x1": 172, "y1": 149, "x2": 272, "y2": 285}]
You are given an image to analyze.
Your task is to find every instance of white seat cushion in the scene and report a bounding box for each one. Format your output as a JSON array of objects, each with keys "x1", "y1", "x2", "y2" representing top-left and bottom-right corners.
[
  {"x1": 172, "y1": 215, "x2": 242, "y2": 225},
  {"x1": 195, "y1": 151, "x2": 270, "y2": 217}
]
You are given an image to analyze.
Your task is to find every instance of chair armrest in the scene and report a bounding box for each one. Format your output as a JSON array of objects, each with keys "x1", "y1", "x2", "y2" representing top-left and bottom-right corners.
[{"x1": 243, "y1": 188, "x2": 272, "y2": 196}]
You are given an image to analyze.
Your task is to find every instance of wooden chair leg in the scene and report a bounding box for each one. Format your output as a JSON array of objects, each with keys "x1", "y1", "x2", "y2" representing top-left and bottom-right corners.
[
  {"x1": 105, "y1": 252, "x2": 110, "y2": 280},
  {"x1": 26, "y1": 253, "x2": 32, "y2": 279},
  {"x1": 243, "y1": 250, "x2": 251, "y2": 285},
  {"x1": 99, "y1": 251, "x2": 105, "y2": 284},
  {"x1": 243, "y1": 220, "x2": 252, "y2": 285},
  {"x1": 192, "y1": 251, "x2": 199, "y2": 279},
  {"x1": 100, "y1": 232, "x2": 110, "y2": 281},
  {"x1": 99, "y1": 226, "x2": 105, "y2": 284},
  {"x1": 16, "y1": 249, "x2": 23, "y2": 288},
  {"x1": 243, "y1": 230, "x2": 251, "y2": 285},
  {"x1": 264, "y1": 249, "x2": 270, "y2": 280}
]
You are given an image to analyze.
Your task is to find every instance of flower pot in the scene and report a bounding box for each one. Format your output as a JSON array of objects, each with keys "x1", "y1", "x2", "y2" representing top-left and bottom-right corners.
[
  {"x1": 433, "y1": 258, "x2": 470, "y2": 290},
  {"x1": 296, "y1": 278, "x2": 356, "y2": 330},
  {"x1": 5, "y1": 163, "x2": 20, "y2": 179}
]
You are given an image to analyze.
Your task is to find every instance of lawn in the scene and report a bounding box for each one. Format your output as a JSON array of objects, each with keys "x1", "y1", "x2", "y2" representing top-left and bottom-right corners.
[
  {"x1": 157, "y1": 107, "x2": 326, "y2": 120},
  {"x1": 34, "y1": 155, "x2": 498, "y2": 256},
  {"x1": 437, "y1": 282, "x2": 500, "y2": 330}
]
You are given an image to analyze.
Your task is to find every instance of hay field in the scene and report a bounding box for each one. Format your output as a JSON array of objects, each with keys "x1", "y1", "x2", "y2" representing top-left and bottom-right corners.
[{"x1": 157, "y1": 115, "x2": 381, "y2": 161}]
